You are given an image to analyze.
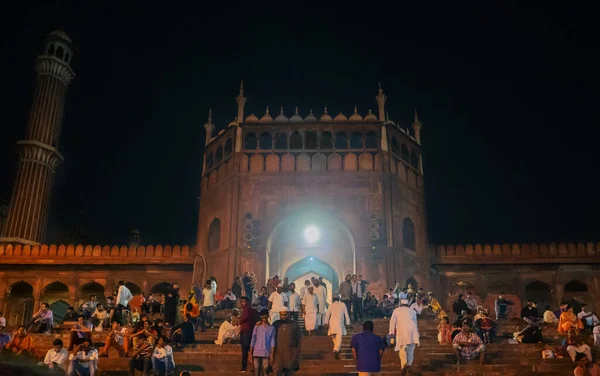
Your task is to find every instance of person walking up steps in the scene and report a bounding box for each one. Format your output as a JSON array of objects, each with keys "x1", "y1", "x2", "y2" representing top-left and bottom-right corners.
[
  {"x1": 388, "y1": 299, "x2": 420, "y2": 375},
  {"x1": 324, "y1": 294, "x2": 350, "y2": 359}
]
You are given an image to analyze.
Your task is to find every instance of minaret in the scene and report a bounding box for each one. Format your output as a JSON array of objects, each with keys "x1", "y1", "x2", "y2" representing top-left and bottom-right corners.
[
  {"x1": 204, "y1": 109, "x2": 214, "y2": 146},
  {"x1": 236, "y1": 80, "x2": 246, "y2": 124},
  {"x1": 0, "y1": 30, "x2": 75, "y2": 245},
  {"x1": 375, "y1": 82, "x2": 387, "y2": 121},
  {"x1": 412, "y1": 109, "x2": 422, "y2": 145}
]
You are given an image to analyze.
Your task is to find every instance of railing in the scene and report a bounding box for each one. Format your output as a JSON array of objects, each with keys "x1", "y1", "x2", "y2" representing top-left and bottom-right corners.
[
  {"x1": 433, "y1": 242, "x2": 600, "y2": 264},
  {"x1": 0, "y1": 243, "x2": 194, "y2": 264}
]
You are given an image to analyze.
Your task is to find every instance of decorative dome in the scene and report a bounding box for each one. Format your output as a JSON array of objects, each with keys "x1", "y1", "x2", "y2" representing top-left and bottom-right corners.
[
  {"x1": 333, "y1": 112, "x2": 348, "y2": 122},
  {"x1": 245, "y1": 114, "x2": 259, "y2": 123},
  {"x1": 290, "y1": 107, "x2": 304, "y2": 123},
  {"x1": 349, "y1": 106, "x2": 363, "y2": 121},
  {"x1": 320, "y1": 106, "x2": 333, "y2": 122},
  {"x1": 274, "y1": 106, "x2": 289, "y2": 122},
  {"x1": 260, "y1": 107, "x2": 273, "y2": 122},
  {"x1": 364, "y1": 109, "x2": 378, "y2": 121},
  {"x1": 304, "y1": 109, "x2": 318, "y2": 122},
  {"x1": 48, "y1": 30, "x2": 72, "y2": 43}
]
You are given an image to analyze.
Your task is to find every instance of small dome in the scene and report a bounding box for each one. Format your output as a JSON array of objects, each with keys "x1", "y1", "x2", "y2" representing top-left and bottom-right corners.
[
  {"x1": 333, "y1": 112, "x2": 348, "y2": 122},
  {"x1": 349, "y1": 106, "x2": 363, "y2": 121},
  {"x1": 245, "y1": 114, "x2": 259, "y2": 123},
  {"x1": 320, "y1": 106, "x2": 333, "y2": 122},
  {"x1": 274, "y1": 106, "x2": 289, "y2": 122},
  {"x1": 48, "y1": 30, "x2": 72, "y2": 43},
  {"x1": 260, "y1": 107, "x2": 273, "y2": 122},
  {"x1": 290, "y1": 107, "x2": 303, "y2": 123},
  {"x1": 129, "y1": 228, "x2": 140, "y2": 235},
  {"x1": 364, "y1": 109, "x2": 378, "y2": 121},
  {"x1": 304, "y1": 109, "x2": 318, "y2": 122}
]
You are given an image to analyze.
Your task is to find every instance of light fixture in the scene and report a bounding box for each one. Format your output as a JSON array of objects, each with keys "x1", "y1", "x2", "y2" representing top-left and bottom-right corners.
[
  {"x1": 309, "y1": 257, "x2": 314, "y2": 261},
  {"x1": 304, "y1": 226, "x2": 320, "y2": 243}
]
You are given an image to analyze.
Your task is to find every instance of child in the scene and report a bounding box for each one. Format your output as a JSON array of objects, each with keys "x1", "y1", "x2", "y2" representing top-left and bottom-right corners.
[
  {"x1": 438, "y1": 316, "x2": 452, "y2": 345},
  {"x1": 477, "y1": 312, "x2": 495, "y2": 343}
]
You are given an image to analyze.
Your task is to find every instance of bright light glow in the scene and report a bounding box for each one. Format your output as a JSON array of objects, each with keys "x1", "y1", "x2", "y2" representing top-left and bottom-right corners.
[
  {"x1": 309, "y1": 257, "x2": 314, "y2": 260},
  {"x1": 304, "y1": 226, "x2": 320, "y2": 243}
]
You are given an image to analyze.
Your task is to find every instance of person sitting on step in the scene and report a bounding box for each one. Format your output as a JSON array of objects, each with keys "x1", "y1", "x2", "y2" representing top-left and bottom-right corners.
[
  {"x1": 30, "y1": 302, "x2": 54, "y2": 334},
  {"x1": 98, "y1": 320, "x2": 129, "y2": 357},
  {"x1": 170, "y1": 313, "x2": 195, "y2": 348},
  {"x1": 214, "y1": 308, "x2": 240, "y2": 345},
  {"x1": 559, "y1": 305, "x2": 584, "y2": 334},
  {"x1": 573, "y1": 351, "x2": 600, "y2": 376},
  {"x1": 437, "y1": 316, "x2": 452, "y2": 345},
  {"x1": 577, "y1": 304, "x2": 599, "y2": 332},
  {"x1": 494, "y1": 292, "x2": 513, "y2": 320},
  {"x1": 452, "y1": 323, "x2": 485, "y2": 365},
  {"x1": 90, "y1": 304, "x2": 110, "y2": 331},
  {"x1": 4, "y1": 325, "x2": 35, "y2": 357},
  {"x1": 543, "y1": 305, "x2": 560, "y2": 324},
  {"x1": 560, "y1": 328, "x2": 592, "y2": 363},
  {"x1": 69, "y1": 315, "x2": 93, "y2": 351},
  {"x1": 128, "y1": 337, "x2": 154, "y2": 376},
  {"x1": 151, "y1": 337, "x2": 175, "y2": 376},
  {"x1": 39, "y1": 338, "x2": 69, "y2": 373},
  {"x1": 67, "y1": 339, "x2": 98, "y2": 376},
  {"x1": 474, "y1": 311, "x2": 496, "y2": 343}
]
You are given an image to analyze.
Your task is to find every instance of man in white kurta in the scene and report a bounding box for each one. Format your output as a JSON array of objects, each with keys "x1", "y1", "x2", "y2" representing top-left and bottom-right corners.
[
  {"x1": 302, "y1": 286, "x2": 319, "y2": 334},
  {"x1": 268, "y1": 286, "x2": 288, "y2": 324},
  {"x1": 324, "y1": 295, "x2": 351, "y2": 358},
  {"x1": 388, "y1": 299, "x2": 420, "y2": 373},
  {"x1": 313, "y1": 280, "x2": 327, "y2": 327}
]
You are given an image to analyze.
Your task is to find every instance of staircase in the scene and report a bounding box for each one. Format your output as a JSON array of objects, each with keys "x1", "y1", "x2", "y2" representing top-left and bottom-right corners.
[{"x1": 15, "y1": 310, "x2": 596, "y2": 375}]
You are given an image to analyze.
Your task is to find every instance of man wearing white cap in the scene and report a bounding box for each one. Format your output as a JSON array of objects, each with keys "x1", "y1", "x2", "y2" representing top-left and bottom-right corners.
[
  {"x1": 324, "y1": 294, "x2": 351, "y2": 359},
  {"x1": 268, "y1": 284, "x2": 288, "y2": 324},
  {"x1": 388, "y1": 299, "x2": 420, "y2": 375}
]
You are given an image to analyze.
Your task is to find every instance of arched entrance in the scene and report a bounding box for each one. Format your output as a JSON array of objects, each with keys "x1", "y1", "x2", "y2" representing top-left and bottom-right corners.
[
  {"x1": 42, "y1": 281, "x2": 70, "y2": 305},
  {"x1": 265, "y1": 208, "x2": 355, "y2": 296},
  {"x1": 6, "y1": 281, "x2": 34, "y2": 327},
  {"x1": 525, "y1": 281, "x2": 553, "y2": 312},
  {"x1": 563, "y1": 280, "x2": 590, "y2": 313},
  {"x1": 284, "y1": 256, "x2": 339, "y2": 304},
  {"x1": 79, "y1": 281, "x2": 105, "y2": 308}
]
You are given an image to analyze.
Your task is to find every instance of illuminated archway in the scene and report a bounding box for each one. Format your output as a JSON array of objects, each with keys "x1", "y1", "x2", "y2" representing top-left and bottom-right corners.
[
  {"x1": 265, "y1": 207, "x2": 356, "y2": 285},
  {"x1": 284, "y1": 256, "x2": 339, "y2": 304}
]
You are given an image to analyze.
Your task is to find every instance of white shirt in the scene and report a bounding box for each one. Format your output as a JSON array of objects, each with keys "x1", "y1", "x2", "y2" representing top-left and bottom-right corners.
[
  {"x1": 224, "y1": 293, "x2": 236, "y2": 301},
  {"x1": 351, "y1": 281, "x2": 362, "y2": 298},
  {"x1": 116, "y1": 285, "x2": 132, "y2": 307},
  {"x1": 69, "y1": 349, "x2": 98, "y2": 368},
  {"x1": 203, "y1": 286, "x2": 216, "y2": 307},
  {"x1": 314, "y1": 285, "x2": 327, "y2": 313},
  {"x1": 388, "y1": 306, "x2": 420, "y2": 349},
  {"x1": 0, "y1": 316, "x2": 5, "y2": 327},
  {"x1": 287, "y1": 291, "x2": 302, "y2": 312},
  {"x1": 410, "y1": 302, "x2": 423, "y2": 315},
  {"x1": 324, "y1": 301, "x2": 351, "y2": 335},
  {"x1": 578, "y1": 311, "x2": 600, "y2": 326},
  {"x1": 268, "y1": 292, "x2": 288, "y2": 312},
  {"x1": 302, "y1": 293, "x2": 319, "y2": 310},
  {"x1": 44, "y1": 347, "x2": 69, "y2": 370},
  {"x1": 300, "y1": 286, "x2": 309, "y2": 299},
  {"x1": 152, "y1": 345, "x2": 174, "y2": 364}
]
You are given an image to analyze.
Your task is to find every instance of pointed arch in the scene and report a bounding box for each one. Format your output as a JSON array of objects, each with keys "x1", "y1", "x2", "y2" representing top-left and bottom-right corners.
[
  {"x1": 208, "y1": 218, "x2": 221, "y2": 251},
  {"x1": 402, "y1": 217, "x2": 415, "y2": 251}
]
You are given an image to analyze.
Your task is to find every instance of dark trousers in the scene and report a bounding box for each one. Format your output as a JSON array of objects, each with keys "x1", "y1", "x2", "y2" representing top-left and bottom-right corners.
[
  {"x1": 352, "y1": 297, "x2": 362, "y2": 321},
  {"x1": 129, "y1": 355, "x2": 152, "y2": 376},
  {"x1": 342, "y1": 300, "x2": 352, "y2": 317},
  {"x1": 291, "y1": 311, "x2": 299, "y2": 322},
  {"x1": 240, "y1": 331, "x2": 252, "y2": 370}
]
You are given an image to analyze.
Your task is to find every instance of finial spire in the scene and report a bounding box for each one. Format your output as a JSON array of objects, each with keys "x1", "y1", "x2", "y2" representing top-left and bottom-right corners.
[
  {"x1": 236, "y1": 81, "x2": 247, "y2": 124},
  {"x1": 266, "y1": 106, "x2": 270, "y2": 115},
  {"x1": 412, "y1": 108, "x2": 422, "y2": 145},
  {"x1": 204, "y1": 108, "x2": 215, "y2": 146},
  {"x1": 324, "y1": 106, "x2": 328, "y2": 114},
  {"x1": 280, "y1": 105, "x2": 284, "y2": 114},
  {"x1": 240, "y1": 80, "x2": 244, "y2": 92},
  {"x1": 376, "y1": 84, "x2": 387, "y2": 121},
  {"x1": 354, "y1": 105, "x2": 358, "y2": 114},
  {"x1": 414, "y1": 109, "x2": 419, "y2": 123},
  {"x1": 295, "y1": 106, "x2": 299, "y2": 114},
  {"x1": 208, "y1": 108, "x2": 212, "y2": 124}
]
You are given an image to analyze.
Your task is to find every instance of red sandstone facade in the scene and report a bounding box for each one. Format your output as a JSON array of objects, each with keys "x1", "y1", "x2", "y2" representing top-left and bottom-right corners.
[{"x1": 0, "y1": 32, "x2": 598, "y2": 328}]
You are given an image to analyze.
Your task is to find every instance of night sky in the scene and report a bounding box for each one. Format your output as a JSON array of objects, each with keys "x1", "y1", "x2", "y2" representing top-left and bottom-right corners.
[{"x1": 1, "y1": 2, "x2": 598, "y2": 247}]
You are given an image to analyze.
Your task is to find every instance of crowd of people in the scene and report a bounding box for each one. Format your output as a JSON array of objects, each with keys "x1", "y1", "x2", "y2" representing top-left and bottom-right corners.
[{"x1": 2, "y1": 275, "x2": 600, "y2": 375}]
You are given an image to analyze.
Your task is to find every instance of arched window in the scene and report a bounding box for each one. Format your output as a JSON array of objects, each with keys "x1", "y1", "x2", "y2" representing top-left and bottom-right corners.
[
  {"x1": 391, "y1": 137, "x2": 400, "y2": 155},
  {"x1": 245, "y1": 133, "x2": 257, "y2": 149},
  {"x1": 410, "y1": 151, "x2": 419, "y2": 168},
  {"x1": 320, "y1": 131, "x2": 333, "y2": 149},
  {"x1": 56, "y1": 46, "x2": 64, "y2": 59},
  {"x1": 335, "y1": 132, "x2": 348, "y2": 149},
  {"x1": 401, "y1": 144, "x2": 409, "y2": 160},
  {"x1": 208, "y1": 218, "x2": 221, "y2": 251},
  {"x1": 47, "y1": 44, "x2": 55, "y2": 55},
  {"x1": 365, "y1": 131, "x2": 378, "y2": 148},
  {"x1": 275, "y1": 133, "x2": 288, "y2": 149},
  {"x1": 224, "y1": 138, "x2": 233, "y2": 155},
  {"x1": 564, "y1": 280, "x2": 588, "y2": 292},
  {"x1": 64, "y1": 52, "x2": 70, "y2": 63},
  {"x1": 403, "y1": 217, "x2": 415, "y2": 251},
  {"x1": 305, "y1": 131, "x2": 317, "y2": 149},
  {"x1": 215, "y1": 145, "x2": 223, "y2": 164},
  {"x1": 350, "y1": 132, "x2": 363, "y2": 149},
  {"x1": 289, "y1": 131, "x2": 303, "y2": 149},
  {"x1": 259, "y1": 132, "x2": 273, "y2": 150},
  {"x1": 206, "y1": 152, "x2": 214, "y2": 170}
]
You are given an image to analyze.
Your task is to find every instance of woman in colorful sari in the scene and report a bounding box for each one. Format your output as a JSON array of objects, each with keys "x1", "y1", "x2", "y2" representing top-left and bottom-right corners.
[{"x1": 558, "y1": 305, "x2": 584, "y2": 334}]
